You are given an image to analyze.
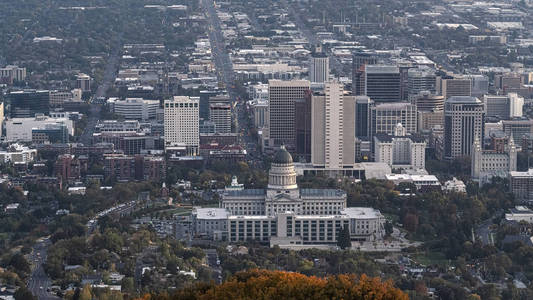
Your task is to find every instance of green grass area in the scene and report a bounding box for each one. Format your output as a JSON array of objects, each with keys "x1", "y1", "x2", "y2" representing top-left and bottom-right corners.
[
  {"x1": 164, "y1": 207, "x2": 193, "y2": 216},
  {"x1": 412, "y1": 251, "x2": 448, "y2": 267}
]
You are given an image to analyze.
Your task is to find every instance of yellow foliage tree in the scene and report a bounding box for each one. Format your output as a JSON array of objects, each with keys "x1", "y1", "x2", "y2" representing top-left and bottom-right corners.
[{"x1": 136, "y1": 269, "x2": 408, "y2": 300}]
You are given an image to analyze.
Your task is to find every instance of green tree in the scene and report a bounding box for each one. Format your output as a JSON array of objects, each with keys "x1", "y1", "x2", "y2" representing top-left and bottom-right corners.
[
  {"x1": 384, "y1": 221, "x2": 393, "y2": 236},
  {"x1": 121, "y1": 277, "x2": 135, "y2": 294},
  {"x1": 337, "y1": 225, "x2": 351, "y2": 250},
  {"x1": 14, "y1": 287, "x2": 36, "y2": 300}
]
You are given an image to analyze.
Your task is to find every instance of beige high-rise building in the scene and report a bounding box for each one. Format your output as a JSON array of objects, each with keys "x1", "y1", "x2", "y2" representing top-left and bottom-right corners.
[
  {"x1": 311, "y1": 82, "x2": 355, "y2": 169},
  {"x1": 267, "y1": 80, "x2": 310, "y2": 151},
  {"x1": 309, "y1": 53, "x2": 329, "y2": 83},
  {"x1": 164, "y1": 96, "x2": 199, "y2": 155},
  {"x1": 440, "y1": 77, "x2": 471, "y2": 99}
]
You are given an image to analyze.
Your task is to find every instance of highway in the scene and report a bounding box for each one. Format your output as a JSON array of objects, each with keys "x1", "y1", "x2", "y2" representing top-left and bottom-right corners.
[{"x1": 27, "y1": 239, "x2": 60, "y2": 300}]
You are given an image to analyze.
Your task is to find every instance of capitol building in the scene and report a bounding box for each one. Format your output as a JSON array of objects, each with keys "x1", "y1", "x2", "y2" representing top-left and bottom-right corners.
[{"x1": 192, "y1": 146, "x2": 385, "y2": 248}]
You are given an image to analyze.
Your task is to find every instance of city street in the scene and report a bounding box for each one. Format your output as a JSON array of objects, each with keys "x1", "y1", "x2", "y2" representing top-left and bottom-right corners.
[{"x1": 27, "y1": 239, "x2": 60, "y2": 300}]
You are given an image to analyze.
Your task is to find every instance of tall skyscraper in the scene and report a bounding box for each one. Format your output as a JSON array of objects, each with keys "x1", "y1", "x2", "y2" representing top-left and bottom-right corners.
[
  {"x1": 309, "y1": 53, "x2": 329, "y2": 83},
  {"x1": 444, "y1": 96, "x2": 485, "y2": 159},
  {"x1": 355, "y1": 96, "x2": 374, "y2": 140},
  {"x1": 209, "y1": 102, "x2": 232, "y2": 133},
  {"x1": 164, "y1": 96, "x2": 199, "y2": 155},
  {"x1": 267, "y1": 80, "x2": 310, "y2": 150},
  {"x1": 9, "y1": 90, "x2": 50, "y2": 118},
  {"x1": 294, "y1": 90, "x2": 312, "y2": 162},
  {"x1": 311, "y1": 82, "x2": 355, "y2": 168},
  {"x1": 352, "y1": 51, "x2": 377, "y2": 95},
  {"x1": 365, "y1": 65, "x2": 401, "y2": 103}
]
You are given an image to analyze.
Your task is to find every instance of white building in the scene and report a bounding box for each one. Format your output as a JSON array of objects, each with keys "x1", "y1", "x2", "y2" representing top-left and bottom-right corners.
[
  {"x1": 108, "y1": 98, "x2": 159, "y2": 120},
  {"x1": 0, "y1": 65, "x2": 26, "y2": 82},
  {"x1": 443, "y1": 177, "x2": 467, "y2": 193},
  {"x1": 374, "y1": 123, "x2": 426, "y2": 170},
  {"x1": 164, "y1": 96, "x2": 199, "y2": 155},
  {"x1": 471, "y1": 136, "x2": 517, "y2": 182},
  {"x1": 5, "y1": 115, "x2": 74, "y2": 142},
  {"x1": 385, "y1": 174, "x2": 441, "y2": 190},
  {"x1": 192, "y1": 146, "x2": 386, "y2": 247},
  {"x1": 309, "y1": 53, "x2": 329, "y2": 83},
  {"x1": 0, "y1": 144, "x2": 37, "y2": 163},
  {"x1": 505, "y1": 206, "x2": 533, "y2": 223}
]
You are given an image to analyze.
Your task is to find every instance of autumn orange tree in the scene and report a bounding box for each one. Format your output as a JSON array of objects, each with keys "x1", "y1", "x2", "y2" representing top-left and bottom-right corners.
[{"x1": 136, "y1": 269, "x2": 408, "y2": 300}]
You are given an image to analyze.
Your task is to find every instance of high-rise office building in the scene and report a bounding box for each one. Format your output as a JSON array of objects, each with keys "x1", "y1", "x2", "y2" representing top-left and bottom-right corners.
[
  {"x1": 365, "y1": 65, "x2": 401, "y2": 103},
  {"x1": 414, "y1": 92, "x2": 444, "y2": 131},
  {"x1": 440, "y1": 77, "x2": 471, "y2": 99},
  {"x1": 495, "y1": 73, "x2": 521, "y2": 91},
  {"x1": 294, "y1": 90, "x2": 312, "y2": 162},
  {"x1": 209, "y1": 102, "x2": 232, "y2": 134},
  {"x1": 199, "y1": 90, "x2": 220, "y2": 120},
  {"x1": 76, "y1": 73, "x2": 91, "y2": 92},
  {"x1": 164, "y1": 96, "x2": 199, "y2": 155},
  {"x1": 355, "y1": 96, "x2": 374, "y2": 139},
  {"x1": 311, "y1": 82, "x2": 355, "y2": 169},
  {"x1": 414, "y1": 91, "x2": 444, "y2": 112},
  {"x1": 407, "y1": 67, "x2": 436, "y2": 100},
  {"x1": 9, "y1": 90, "x2": 50, "y2": 118},
  {"x1": 371, "y1": 102, "x2": 417, "y2": 136},
  {"x1": 465, "y1": 74, "x2": 489, "y2": 97},
  {"x1": 444, "y1": 96, "x2": 485, "y2": 159},
  {"x1": 484, "y1": 93, "x2": 524, "y2": 120},
  {"x1": 267, "y1": 80, "x2": 310, "y2": 150},
  {"x1": 309, "y1": 53, "x2": 329, "y2": 83},
  {"x1": 352, "y1": 51, "x2": 377, "y2": 95}
]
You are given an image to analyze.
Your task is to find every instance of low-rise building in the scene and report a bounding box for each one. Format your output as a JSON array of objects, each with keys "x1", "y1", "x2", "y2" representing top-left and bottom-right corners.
[
  {"x1": 505, "y1": 206, "x2": 533, "y2": 223},
  {"x1": 373, "y1": 123, "x2": 426, "y2": 170},
  {"x1": 5, "y1": 115, "x2": 74, "y2": 142},
  {"x1": 0, "y1": 144, "x2": 37, "y2": 163},
  {"x1": 107, "y1": 98, "x2": 160, "y2": 120},
  {"x1": 443, "y1": 177, "x2": 467, "y2": 193},
  {"x1": 385, "y1": 174, "x2": 441, "y2": 191}
]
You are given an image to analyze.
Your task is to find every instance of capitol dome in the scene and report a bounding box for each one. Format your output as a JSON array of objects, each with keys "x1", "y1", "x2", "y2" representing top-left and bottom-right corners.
[
  {"x1": 273, "y1": 145, "x2": 293, "y2": 164},
  {"x1": 268, "y1": 145, "x2": 297, "y2": 190}
]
